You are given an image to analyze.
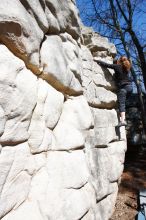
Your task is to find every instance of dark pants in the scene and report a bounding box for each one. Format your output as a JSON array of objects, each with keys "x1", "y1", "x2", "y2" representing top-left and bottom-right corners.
[{"x1": 117, "y1": 84, "x2": 132, "y2": 112}]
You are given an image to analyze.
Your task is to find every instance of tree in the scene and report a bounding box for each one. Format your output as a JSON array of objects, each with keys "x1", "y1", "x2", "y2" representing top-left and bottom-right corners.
[{"x1": 77, "y1": 0, "x2": 146, "y2": 88}]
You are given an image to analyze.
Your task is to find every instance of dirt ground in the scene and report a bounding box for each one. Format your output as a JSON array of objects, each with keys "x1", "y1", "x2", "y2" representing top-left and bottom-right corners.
[{"x1": 110, "y1": 144, "x2": 146, "y2": 220}]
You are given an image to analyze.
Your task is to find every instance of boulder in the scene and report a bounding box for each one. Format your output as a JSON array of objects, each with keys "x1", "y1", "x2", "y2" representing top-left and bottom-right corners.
[{"x1": 0, "y1": 1, "x2": 127, "y2": 220}]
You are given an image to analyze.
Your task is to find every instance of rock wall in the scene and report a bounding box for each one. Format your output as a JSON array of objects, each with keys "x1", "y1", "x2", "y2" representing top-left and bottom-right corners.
[{"x1": 0, "y1": 1, "x2": 127, "y2": 220}]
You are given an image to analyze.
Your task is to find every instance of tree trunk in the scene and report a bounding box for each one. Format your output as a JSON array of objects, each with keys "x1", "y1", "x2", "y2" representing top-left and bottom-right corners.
[{"x1": 128, "y1": 29, "x2": 146, "y2": 89}]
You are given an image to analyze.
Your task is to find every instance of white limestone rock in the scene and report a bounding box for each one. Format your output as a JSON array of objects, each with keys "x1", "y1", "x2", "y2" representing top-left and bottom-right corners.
[
  {"x1": 0, "y1": 106, "x2": 6, "y2": 136},
  {"x1": 44, "y1": 83, "x2": 64, "y2": 129},
  {"x1": 0, "y1": 1, "x2": 127, "y2": 220},
  {"x1": 0, "y1": 45, "x2": 37, "y2": 145},
  {"x1": 81, "y1": 26, "x2": 116, "y2": 56},
  {"x1": 19, "y1": 0, "x2": 49, "y2": 32},
  {"x1": 28, "y1": 79, "x2": 64, "y2": 153},
  {"x1": 86, "y1": 85, "x2": 117, "y2": 108},
  {"x1": 28, "y1": 79, "x2": 50, "y2": 153},
  {"x1": 90, "y1": 108, "x2": 119, "y2": 146},
  {"x1": 45, "y1": 0, "x2": 81, "y2": 38},
  {"x1": 1, "y1": 201, "x2": 44, "y2": 220},
  {"x1": 95, "y1": 185, "x2": 118, "y2": 220},
  {"x1": 2, "y1": 184, "x2": 96, "y2": 220},
  {"x1": 45, "y1": 6, "x2": 60, "y2": 33},
  {"x1": 89, "y1": 147, "x2": 118, "y2": 201},
  {"x1": 46, "y1": 150, "x2": 89, "y2": 188},
  {"x1": 0, "y1": 0, "x2": 81, "y2": 75},
  {"x1": 1, "y1": 151, "x2": 96, "y2": 220},
  {"x1": 81, "y1": 209, "x2": 96, "y2": 220},
  {"x1": 61, "y1": 33, "x2": 83, "y2": 84},
  {"x1": 80, "y1": 45, "x2": 115, "y2": 90},
  {"x1": 0, "y1": 143, "x2": 35, "y2": 219},
  {"x1": 89, "y1": 34, "x2": 116, "y2": 56},
  {"x1": 107, "y1": 141, "x2": 127, "y2": 182},
  {"x1": 0, "y1": 0, "x2": 44, "y2": 71},
  {"x1": 40, "y1": 35, "x2": 83, "y2": 94},
  {"x1": 84, "y1": 135, "x2": 126, "y2": 219},
  {"x1": 80, "y1": 45, "x2": 117, "y2": 108},
  {"x1": 53, "y1": 96, "x2": 94, "y2": 150}
]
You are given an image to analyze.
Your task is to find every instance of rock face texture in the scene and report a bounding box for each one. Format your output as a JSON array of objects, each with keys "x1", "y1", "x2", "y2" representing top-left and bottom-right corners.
[{"x1": 0, "y1": 1, "x2": 127, "y2": 220}]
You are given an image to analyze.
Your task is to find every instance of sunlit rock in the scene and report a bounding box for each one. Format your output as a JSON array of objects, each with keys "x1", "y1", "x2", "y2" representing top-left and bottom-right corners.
[{"x1": 0, "y1": 1, "x2": 126, "y2": 220}]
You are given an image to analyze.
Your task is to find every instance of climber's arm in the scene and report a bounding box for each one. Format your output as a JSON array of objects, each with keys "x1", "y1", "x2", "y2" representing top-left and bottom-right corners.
[{"x1": 94, "y1": 59, "x2": 117, "y2": 70}]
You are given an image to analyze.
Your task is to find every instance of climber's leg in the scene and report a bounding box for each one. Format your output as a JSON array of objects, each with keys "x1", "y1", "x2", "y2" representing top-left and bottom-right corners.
[
  {"x1": 117, "y1": 88, "x2": 127, "y2": 125},
  {"x1": 117, "y1": 85, "x2": 132, "y2": 126}
]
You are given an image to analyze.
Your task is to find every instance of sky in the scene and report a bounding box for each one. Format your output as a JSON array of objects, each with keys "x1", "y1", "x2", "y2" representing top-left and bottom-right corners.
[
  {"x1": 76, "y1": 0, "x2": 146, "y2": 43},
  {"x1": 76, "y1": 0, "x2": 146, "y2": 93},
  {"x1": 76, "y1": 0, "x2": 146, "y2": 37}
]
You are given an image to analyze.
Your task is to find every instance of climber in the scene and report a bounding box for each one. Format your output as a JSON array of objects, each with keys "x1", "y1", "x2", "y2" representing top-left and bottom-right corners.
[{"x1": 94, "y1": 56, "x2": 132, "y2": 127}]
